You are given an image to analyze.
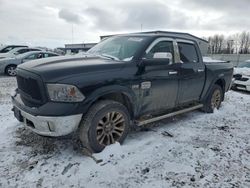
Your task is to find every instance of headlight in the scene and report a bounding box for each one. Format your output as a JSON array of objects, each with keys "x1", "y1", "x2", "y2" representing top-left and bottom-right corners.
[{"x1": 47, "y1": 84, "x2": 85, "y2": 102}]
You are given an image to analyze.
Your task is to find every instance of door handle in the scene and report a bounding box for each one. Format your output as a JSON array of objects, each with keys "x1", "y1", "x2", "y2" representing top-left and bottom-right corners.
[
  {"x1": 169, "y1": 71, "x2": 178, "y2": 75},
  {"x1": 197, "y1": 69, "x2": 204, "y2": 72}
]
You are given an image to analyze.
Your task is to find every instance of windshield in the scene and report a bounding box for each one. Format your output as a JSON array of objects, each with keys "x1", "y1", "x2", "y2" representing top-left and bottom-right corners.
[
  {"x1": 87, "y1": 36, "x2": 146, "y2": 61},
  {"x1": 238, "y1": 62, "x2": 250, "y2": 68}
]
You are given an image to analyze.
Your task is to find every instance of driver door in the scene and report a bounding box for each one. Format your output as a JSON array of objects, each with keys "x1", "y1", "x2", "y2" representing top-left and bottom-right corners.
[{"x1": 138, "y1": 38, "x2": 179, "y2": 116}]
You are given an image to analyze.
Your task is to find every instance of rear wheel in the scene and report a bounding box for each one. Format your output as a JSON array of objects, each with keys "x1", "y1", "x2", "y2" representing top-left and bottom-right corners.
[
  {"x1": 5, "y1": 65, "x2": 17, "y2": 76},
  {"x1": 202, "y1": 84, "x2": 223, "y2": 113},
  {"x1": 79, "y1": 100, "x2": 130, "y2": 153}
]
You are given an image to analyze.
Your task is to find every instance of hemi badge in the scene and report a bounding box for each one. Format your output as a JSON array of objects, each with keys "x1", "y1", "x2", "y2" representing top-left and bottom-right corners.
[{"x1": 141, "y1": 81, "x2": 151, "y2": 89}]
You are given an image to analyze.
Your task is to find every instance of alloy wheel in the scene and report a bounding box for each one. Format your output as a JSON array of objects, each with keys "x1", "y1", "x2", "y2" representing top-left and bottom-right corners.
[
  {"x1": 96, "y1": 111, "x2": 125, "y2": 146},
  {"x1": 211, "y1": 89, "x2": 221, "y2": 109},
  {"x1": 7, "y1": 66, "x2": 17, "y2": 76}
]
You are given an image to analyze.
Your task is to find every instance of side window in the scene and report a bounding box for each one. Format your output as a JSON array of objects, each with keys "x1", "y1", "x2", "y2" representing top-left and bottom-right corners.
[
  {"x1": 44, "y1": 53, "x2": 49, "y2": 58},
  {"x1": 144, "y1": 41, "x2": 174, "y2": 60},
  {"x1": 44, "y1": 53, "x2": 55, "y2": 58},
  {"x1": 36, "y1": 53, "x2": 44, "y2": 59},
  {"x1": 48, "y1": 53, "x2": 58, "y2": 57},
  {"x1": 25, "y1": 53, "x2": 43, "y2": 60},
  {"x1": 17, "y1": 49, "x2": 28, "y2": 54},
  {"x1": 178, "y1": 42, "x2": 199, "y2": 63},
  {"x1": 25, "y1": 54, "x2": 36, "y2": 60}
]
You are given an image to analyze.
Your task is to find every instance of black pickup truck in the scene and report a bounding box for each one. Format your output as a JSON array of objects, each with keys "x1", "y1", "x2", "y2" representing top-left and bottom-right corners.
[{"x1": 12, "y1": 33, "x2": 233, "y2": 152}]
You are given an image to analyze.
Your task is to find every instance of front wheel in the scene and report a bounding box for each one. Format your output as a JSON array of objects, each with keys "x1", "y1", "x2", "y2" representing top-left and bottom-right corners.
[
  {"x1": 202, "y1": 84, "x2": 223, "y2": 113},
  {"x1": 79, "y1": 100, "x2": 130, "y2": 153},
  {"x1": 5, "y1": 65, "x2": 17, "y2": 76}
]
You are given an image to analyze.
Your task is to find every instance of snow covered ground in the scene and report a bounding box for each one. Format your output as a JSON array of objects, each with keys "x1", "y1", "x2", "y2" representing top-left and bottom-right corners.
[{"x1": 0, "y1": 75, "x2": 250, "y2": 188}]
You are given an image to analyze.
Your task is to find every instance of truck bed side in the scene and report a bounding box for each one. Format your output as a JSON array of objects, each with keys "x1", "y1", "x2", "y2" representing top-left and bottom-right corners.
[{"x1": 201, "y1": 62, "x2": 234, "y2": 101}]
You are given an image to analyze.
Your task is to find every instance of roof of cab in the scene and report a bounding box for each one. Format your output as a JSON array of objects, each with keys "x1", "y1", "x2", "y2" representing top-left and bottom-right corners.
[{"x1": 100, "y1": 30, "x2": 208, "y2": 43}]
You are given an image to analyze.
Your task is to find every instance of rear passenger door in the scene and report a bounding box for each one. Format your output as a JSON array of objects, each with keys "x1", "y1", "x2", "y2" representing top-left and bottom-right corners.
[{"x1": 177, "y1": 40, "x2": 205, "y2": 105}]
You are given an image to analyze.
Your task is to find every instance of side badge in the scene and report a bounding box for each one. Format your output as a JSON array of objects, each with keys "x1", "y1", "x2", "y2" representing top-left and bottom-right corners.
[{"x1": 141, "y1": 81, "x2": 151, "y2": 89}]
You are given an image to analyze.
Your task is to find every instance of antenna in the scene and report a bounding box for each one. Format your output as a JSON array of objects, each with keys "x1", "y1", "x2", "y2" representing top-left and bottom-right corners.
[{"x1": 72, "y1": 24, "x2": 74, "y2": 44}]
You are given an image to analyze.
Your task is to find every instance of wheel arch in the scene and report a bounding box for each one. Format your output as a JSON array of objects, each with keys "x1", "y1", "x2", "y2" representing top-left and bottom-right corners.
[
  {"x1": 96, "y1": 92, "x2": 134, "y2": 117},
  {"x1": 84, "y1": 85, "x2": 137, "y2": 119},
  {"x1": 201, "y1": 76, "x2": 226, "y2": 103},
  {"x1": 215, "y1": 78, "x2": 226, "y2": 92}
]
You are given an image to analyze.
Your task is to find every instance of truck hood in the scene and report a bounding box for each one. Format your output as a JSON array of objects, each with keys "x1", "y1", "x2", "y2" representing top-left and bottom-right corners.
[{"x1": 18, "y1": 55, "x2": 128, "y2": 82}]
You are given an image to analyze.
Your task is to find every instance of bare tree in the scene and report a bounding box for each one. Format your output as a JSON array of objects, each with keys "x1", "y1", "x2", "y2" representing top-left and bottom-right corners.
[
  {"x1": 225, "y1": 37, "x2": 234, "y2": 54},
  {"x1": 204, "y1": 31, "x2": 250, "y2": 54},
  {"x1": 217, "y1": 35, "x2": 224, "y2": 54},
  {"x1": 208, "y1": 34, "x2": 225, "y2": 54},
  {"x1": 239, "y1": 31, "x2": 250, "y2": 54},
  {"x1": 232, "y1": 33, "x2": 241, "y2": 54}
]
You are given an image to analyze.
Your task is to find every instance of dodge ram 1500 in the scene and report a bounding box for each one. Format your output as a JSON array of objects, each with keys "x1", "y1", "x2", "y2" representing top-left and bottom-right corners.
[{"x1": 12, "y1": 33, "x2": 234, "y2": 152}]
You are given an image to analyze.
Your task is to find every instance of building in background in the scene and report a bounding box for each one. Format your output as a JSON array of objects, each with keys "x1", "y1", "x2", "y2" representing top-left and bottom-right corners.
[
  {"x1": 64, "y1": 43, "x2": 97, "y2": 54},
  {"x1": 100, "y1": 30, "x2": 209, "y2": 56}
]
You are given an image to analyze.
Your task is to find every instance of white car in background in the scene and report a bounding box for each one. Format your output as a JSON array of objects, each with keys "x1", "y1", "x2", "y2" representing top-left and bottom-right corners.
[
  {"x1": 232, "y1": 60, "x2": 250, "y2": 92},
  {"x1": 0, "y1": 47, "x2": 42, "y2": 59}
]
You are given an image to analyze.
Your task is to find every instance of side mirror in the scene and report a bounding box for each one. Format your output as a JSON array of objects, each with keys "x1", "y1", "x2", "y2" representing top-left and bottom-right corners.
[
  {"x1": 142, "y1": 52, "x2": 172, "y2": 66},
  {"x1": 153, "y1": 52, "x2": 173, "y2": 60}
]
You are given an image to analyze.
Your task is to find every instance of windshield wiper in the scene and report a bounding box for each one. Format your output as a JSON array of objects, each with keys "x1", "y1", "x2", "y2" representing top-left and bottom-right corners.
[{"x1": 99, "y1": 53, "x2": 119, "y2": 61}]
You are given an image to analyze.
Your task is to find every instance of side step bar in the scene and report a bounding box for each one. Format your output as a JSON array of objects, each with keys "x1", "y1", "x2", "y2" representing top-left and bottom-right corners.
[{"x1": 137, "y1": 104, "x2": 203, "y2": 126}]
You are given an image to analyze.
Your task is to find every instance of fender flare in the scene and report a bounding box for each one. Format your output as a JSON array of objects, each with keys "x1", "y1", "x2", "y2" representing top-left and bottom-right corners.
[
  {"x1": 83, "y1": 85, "x2": 137, "y2": 116},
  {"x1": 202, "y1": 74, "x2": 226, "y2": 102}
]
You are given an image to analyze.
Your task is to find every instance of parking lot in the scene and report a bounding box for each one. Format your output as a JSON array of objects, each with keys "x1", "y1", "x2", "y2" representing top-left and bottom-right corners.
[{"x1": 0, "y1": 75, "x2": 249, "y2": 187}]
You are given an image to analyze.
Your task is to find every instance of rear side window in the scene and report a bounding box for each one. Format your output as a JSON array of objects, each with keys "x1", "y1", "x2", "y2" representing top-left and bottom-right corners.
[
  {"x1": 178, "y1": 42, "x2": 199, "y2": 63},
  {"x1": 44, "y1": 53, "x2": 57, "y2": 58},
  {"x1": 17, "y1": 49, "x2": 29, "y2": 54}
]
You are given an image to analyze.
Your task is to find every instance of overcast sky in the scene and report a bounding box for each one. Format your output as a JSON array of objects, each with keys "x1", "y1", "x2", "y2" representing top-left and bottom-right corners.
[{"x1": 0, "y1": 0, "x2": 249, "y2": 48}]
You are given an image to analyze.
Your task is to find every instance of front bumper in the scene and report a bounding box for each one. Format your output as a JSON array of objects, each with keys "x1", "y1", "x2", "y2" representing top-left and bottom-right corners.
[
  {"x1": 13, "y1": 105, "x2": 82, "y2": 136},
  {"x1": 232, "y1": 80, "x2": 250, "y2": 91}
]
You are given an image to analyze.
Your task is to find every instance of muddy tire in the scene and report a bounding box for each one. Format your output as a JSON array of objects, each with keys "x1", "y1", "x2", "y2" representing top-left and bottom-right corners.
[
  {"x1": 79, "y1": 100, "x2": 130, "y2": 153},
  {"x1": 5, "y1": 65, "x2": 17, "y2": 76},
  {"x1": 202, "y1": 84, "x2": 223, "y2": 113}
]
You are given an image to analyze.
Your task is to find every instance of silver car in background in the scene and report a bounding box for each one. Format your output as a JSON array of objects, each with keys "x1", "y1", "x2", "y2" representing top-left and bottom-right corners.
[
  {"x1": 0, "y1": 47, "x2": 42, "y2": 59},
  {"x1": 0, "y1": 45, "x2": 28, "y2": 53},
  {"x1": 0, "y1": 51, "x2": 59, "y2": 76}
]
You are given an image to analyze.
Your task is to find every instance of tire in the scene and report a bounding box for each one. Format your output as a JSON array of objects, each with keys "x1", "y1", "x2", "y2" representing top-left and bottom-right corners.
[
  {"x1": 79, "y1": 100, "x2": 130, "y2": 153},
  {"x1": 5, "y1": 65, "x2": 17, "y2": 76},
  {"x1": 202, "y1": 84, "x2": 223, "y2": 113}
]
